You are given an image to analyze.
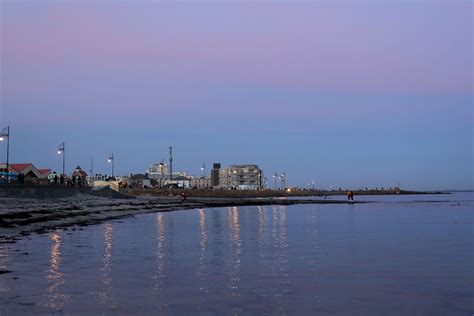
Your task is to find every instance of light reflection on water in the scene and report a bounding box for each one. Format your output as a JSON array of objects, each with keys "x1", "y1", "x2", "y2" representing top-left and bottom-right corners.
[
  {"x1": 0, "y1": 193, "x2": 473, "y2": 315},
  {"x1": 153, "y1": 213, "x2": 165, "y2": 295},
  {"x1": 99, "y1": 223, "x2": 115, "y2": 308},
  {"x1": 227, "y1": 207, "x2": 241, "y2": 298},
  {"x1": 45, "y1": 232, "x2": 68, "y2": 310},
  {"x1": 0, "y1": 244, "x2": 9, "y2": 295},
  {"x1": 196, "y1": 209, "x2": 208, "y2": 294}
]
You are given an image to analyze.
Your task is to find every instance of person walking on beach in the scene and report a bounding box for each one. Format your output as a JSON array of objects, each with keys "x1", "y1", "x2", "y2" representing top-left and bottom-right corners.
[
  {"x1": 347, "y1": 191, "x2": 354, "y2": 202},
  {"x1": 180, "y1": 192, "x2": 187, "y2": 204},
  {"x1": 60, "y1": 174, "x2": 65, "y2": 185},
  {"x1": 53, "y1": 174, "x2": 59, "y2": 185}
]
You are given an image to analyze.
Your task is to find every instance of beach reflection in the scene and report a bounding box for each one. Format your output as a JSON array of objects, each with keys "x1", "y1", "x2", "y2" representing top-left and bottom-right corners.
[
  {"x1": 258, "y1": 206, "x2": 266, "y2": 257},
  {"x1": 227, "y1": 207, "x2": 241, "y2": 297},
  {"x1": 272, "y1": 206, "x2": 290, "y2": 313},
  {"x1": 1, "y1": 197, "x2": 473, "y2": 315},
  {"x1": 309, "y1": 206, "x2": 321, "y2": 303},
  {"x1": 99, "y1": 223, "x2": 115, "y2": 307},
  {"x1": 197, "y1": 209, "x2": 209, "y2": 294},
  {"x1": 277, "y1": 206, "x2": 289, "y2": 286},
  {"x1": 153, "y1": 213, "x2": 165, "y2": 294},
  {"x1": 310, "y1": 206, "x2": 320, "y2": 257},
  {"x1": 0, "y1": 244, "x2": 9, "y2": 295},
  {"x1": 46, "y1": 232, "x2": 68, "y2": 310}
]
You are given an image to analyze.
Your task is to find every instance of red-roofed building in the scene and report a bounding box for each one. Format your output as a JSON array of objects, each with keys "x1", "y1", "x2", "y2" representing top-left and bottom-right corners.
[
  {"x1": 72, "y1": 165, "x2": 87, "y2": 178},
  {"x1": 38, "y1": 169, "x2": 52, "y2": 176},
  {"x1": 0, "y1": 163, "x2": 51, "y2": 180}
]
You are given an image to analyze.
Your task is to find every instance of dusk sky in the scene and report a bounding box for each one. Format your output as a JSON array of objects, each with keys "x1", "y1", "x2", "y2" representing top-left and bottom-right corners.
[{"x1": 0, "y1": 1, "x2": 472, "y2": 190}]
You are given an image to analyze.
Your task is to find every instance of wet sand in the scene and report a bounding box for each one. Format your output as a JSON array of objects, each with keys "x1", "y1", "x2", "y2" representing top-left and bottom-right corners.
[{"x1": 0, "y1": 191, "x2": 357, "y2": 240}]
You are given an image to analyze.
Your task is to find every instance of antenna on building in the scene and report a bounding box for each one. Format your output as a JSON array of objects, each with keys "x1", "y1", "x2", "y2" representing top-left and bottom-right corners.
[
  {"x1": 169, "y1": 146, "x2": 173, "y2": 181},
  {"x1": 90, "y1": 157, "x2": 93, "y2": 176}
]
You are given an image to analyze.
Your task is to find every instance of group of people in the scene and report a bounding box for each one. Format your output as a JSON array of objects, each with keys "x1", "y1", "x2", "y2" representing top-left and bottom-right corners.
[
  {"x1": 16, "y1": 172, "x2": 25, "y2": 184},
  {"x1": 52, "y1": 174, "x2": 86, "y2": 186}
]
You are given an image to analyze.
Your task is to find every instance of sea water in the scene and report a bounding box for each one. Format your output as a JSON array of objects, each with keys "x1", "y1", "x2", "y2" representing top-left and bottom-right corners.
[{"x1": 0, "y1": 193, "x2": 473, "y2": 315}]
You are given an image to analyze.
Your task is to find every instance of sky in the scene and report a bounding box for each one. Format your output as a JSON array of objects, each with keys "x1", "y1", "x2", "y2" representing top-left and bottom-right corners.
[{"x1": 0, "y1": 0, "x2": 472, "y2": 190}]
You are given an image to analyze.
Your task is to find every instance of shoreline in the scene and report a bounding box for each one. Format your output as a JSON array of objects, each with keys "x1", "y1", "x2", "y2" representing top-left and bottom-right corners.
[
  {"x1": 0, "y1": 185, "x2": 449, "y2": 241},
  {"x1": 0, "y1": 192, "x2": 361, "y2": 240}
]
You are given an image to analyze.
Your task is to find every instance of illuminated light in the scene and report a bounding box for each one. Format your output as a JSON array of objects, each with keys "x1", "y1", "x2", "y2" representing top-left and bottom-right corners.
[
  {"x1": 108, "y1": 159, "x2": 111, "y2": 163},
  {"x1": 0, "y1": 137, "x2": 3, "y2": 141},
  {"x1": 57, "y1": 150, "x2": 61, "y2": 155}
]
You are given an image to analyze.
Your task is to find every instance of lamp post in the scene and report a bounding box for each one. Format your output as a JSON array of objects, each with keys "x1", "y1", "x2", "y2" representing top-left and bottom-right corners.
[
  {"x1": 108, "y1": 153, "x2": 114, "y2": 178},
  {"x1": 201, "y1": 163, "x2": 205, "y2": 178},
  {"x1": 273, "y1": 173, "x2": 278, "y2": 190},
  {"x1": 281, "y1": 172, "x2": 286, "y2": 190},
  {"x1": 0, "y1": 126, "x2": 10, "y2": 183},
  {"x1": 57, "y1": 142, "x2": 65, "y2": 175}
]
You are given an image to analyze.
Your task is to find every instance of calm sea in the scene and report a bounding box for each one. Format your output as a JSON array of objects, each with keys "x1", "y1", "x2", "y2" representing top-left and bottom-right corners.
[{"x1": 1, "y1": 193, "x2": 473, "y2": 315}]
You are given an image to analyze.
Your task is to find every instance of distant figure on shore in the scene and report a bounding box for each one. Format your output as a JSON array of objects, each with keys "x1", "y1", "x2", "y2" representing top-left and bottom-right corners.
[
  {"x1": 347, "y1": 191, "x2": 354, "y2": 202},
  {"x1": 53, "y1": 174, "x2": 59, "y2": 185},
  {"x1": 180, "y1": 192, "x2": 187, "y2": 203},
  {"x1": 60, "y1": 174, "x2": 65, "y2": 185}
]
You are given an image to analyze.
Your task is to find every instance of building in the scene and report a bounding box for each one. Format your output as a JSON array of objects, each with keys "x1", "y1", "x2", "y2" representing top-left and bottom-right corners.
[
  {"x1": 147, "y1": 162, "x2": 188, "y2": 180},
  {"x1": 191, "y1": 176, "x2": 211, "y2": 189},
  {"x1": 211, "y1": 163, "x2": 221, "y2": 187},
  {"x1": 147, "y1": 162, "x2": 168, "y2": 179},
  {"x1": 162, "y1": 176, "x2": 191, "y2": 189},
  {"x1": 213, "y1": 164, "x2": 263, "y2": 190},
  {"x1": 126, "y1": 174, "x2": 152, "y2": 188},
  {"x1": 72, "y1": 165, "x2": 88, "y2": 178},
  {"x1": 86, "y1": 174, "x2": 107, "y2": 184},
  {"x1": 0, "y1": 163, "x2": 51, "y2": 183}
]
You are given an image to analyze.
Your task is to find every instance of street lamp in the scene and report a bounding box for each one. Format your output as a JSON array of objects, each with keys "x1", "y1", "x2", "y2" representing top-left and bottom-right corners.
[
  {"x1": 0, "y1": 126, "x2": 10, "y2": 183},
  {"x1": 281, "y1": 172, "x2": 286, "y2": 190},
  {"x1": 108, "y1": 153, "x2": 114, "y2": 178},
  {"x1": 57, "y1": 142, "x2": 65, "y2": 175},
  {"x1": 273, "y1": 173, "x2": 278, "y2": 190}
]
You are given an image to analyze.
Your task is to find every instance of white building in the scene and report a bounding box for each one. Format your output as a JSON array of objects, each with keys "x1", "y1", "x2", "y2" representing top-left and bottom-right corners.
[{"x1": 147, "y1": 162, "x2": 168, "y2": 179}]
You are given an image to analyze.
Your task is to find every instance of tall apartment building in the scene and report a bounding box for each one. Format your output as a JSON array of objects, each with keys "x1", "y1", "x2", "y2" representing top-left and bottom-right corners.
[
  {"x1": 217, "y1": 164, "x2": 263, "y2": 190},
  {"x1": 211, "y1": 163, "x2": 221, "y2": 187}
]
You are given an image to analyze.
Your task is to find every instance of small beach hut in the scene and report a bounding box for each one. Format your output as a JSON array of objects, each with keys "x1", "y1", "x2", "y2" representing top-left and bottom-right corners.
[{"x1": 72, "y1": 165, "x2": 88, "y2": 178}]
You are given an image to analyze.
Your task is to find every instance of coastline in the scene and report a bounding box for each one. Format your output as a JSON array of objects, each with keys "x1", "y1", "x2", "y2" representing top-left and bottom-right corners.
[
  {"x1": 0, "y1": 190, "x2": 360, "y2": 240},
  {"x1": 0, "y1": 185, "x2": 447, "y2": 240}
]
